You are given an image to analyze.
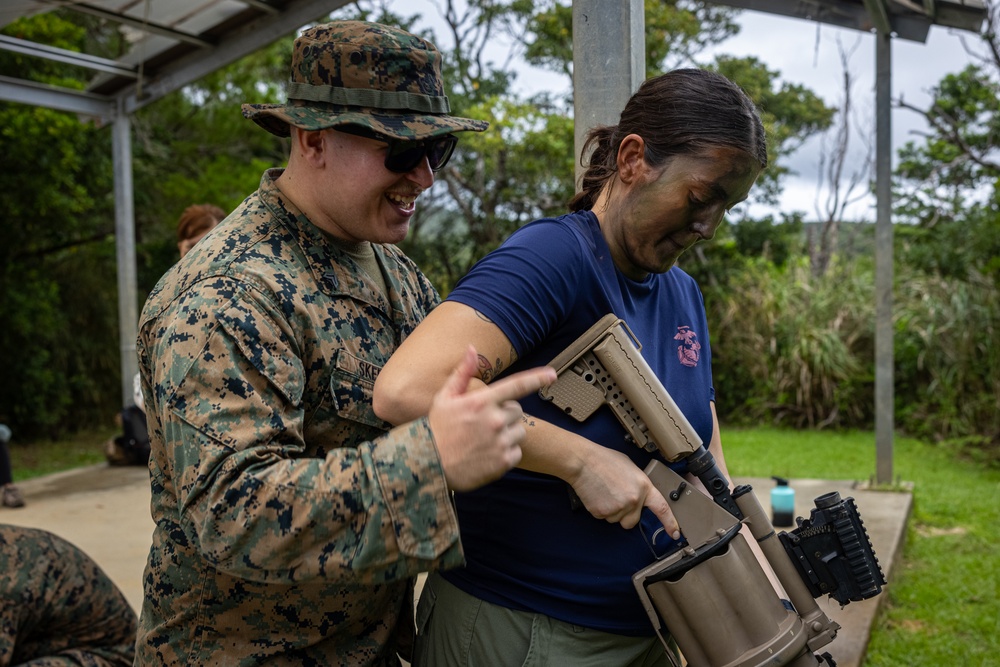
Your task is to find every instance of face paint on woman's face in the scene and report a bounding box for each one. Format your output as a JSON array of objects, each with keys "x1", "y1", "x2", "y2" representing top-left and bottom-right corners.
[{"x1": 610, "y1": 145, "x2": 760, "y2": 280}]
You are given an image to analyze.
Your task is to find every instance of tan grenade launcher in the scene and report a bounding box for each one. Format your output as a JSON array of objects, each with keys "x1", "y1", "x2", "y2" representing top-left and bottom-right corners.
[{"x1": 538, "y1": 314, "x2": 885, "y2": 667}]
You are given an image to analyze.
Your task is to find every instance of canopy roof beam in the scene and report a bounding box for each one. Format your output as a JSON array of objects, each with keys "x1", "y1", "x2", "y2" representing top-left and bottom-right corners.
[
  {"x1": 39, "y1": 0, "x2": 213, "y2": 48},
  {"x1": 0, "y1": 74, "x2": 113, "y2": 116},
  {"x1": 706, "y1": 0, "x2": 985, "y2": 42},
  {"x1": 121, "y1": 0, "x2": 351, "y2": 113},
  {"x1": 235, "y1": 0, "x2": 281, "y2": 14},
  {"x1": 0, "y1": 34, "x2": 138, "y2": 78}
]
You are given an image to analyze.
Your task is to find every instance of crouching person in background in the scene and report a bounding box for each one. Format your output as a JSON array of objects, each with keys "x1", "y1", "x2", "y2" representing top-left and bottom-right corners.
[{"x1": 0, "y1": 524, "x2": 137, "y2": 666}]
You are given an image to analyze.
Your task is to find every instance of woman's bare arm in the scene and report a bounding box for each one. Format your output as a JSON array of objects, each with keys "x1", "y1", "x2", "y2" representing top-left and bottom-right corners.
[{"x1": 374, "y1": 301, "x2": 679, "y2": 535}]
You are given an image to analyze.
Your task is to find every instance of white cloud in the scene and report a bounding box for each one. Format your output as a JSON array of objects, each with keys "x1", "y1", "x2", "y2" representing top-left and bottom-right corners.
[{"x1": 704, "y1": 10, "x2": 985, "y2": 220}]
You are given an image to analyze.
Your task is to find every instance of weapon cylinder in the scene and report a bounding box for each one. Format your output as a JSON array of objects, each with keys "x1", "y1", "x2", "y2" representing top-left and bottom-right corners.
[
  {"x1": 637, "y1": 531, "x2": 807, "y2": 667},
  {"x1": 733, "y1": 486, "x2": 838, "y2": 640}
]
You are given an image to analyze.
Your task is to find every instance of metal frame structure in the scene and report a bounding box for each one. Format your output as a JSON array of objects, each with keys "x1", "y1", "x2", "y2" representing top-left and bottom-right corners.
[
  {"x1": 572, "y1": 0, "x2": 987, "y2": 484},
  {"x1": 1, "y1": 1, "x2": 990, "y2": 483}
]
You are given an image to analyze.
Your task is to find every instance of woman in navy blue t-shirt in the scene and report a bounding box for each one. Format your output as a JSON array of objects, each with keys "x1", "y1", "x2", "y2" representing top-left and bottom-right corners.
[{"x1": 375, "y1": 68, "x2": 767, "y2": 666}]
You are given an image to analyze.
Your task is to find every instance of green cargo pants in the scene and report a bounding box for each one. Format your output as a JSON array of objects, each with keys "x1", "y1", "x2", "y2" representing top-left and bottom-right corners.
[{"x1": 413, "y1": 572, "x2": 679, "y2": 667}]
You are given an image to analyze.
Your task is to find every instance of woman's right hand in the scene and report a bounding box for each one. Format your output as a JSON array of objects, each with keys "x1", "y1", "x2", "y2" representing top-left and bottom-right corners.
[{"x1": 566, "y1": 444, "x2": 680, "y2": 537}]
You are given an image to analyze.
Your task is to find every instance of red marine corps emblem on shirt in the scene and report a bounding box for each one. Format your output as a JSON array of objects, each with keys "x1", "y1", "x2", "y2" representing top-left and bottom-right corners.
[{"x1": 674, "y1": 325, "x2": 701, "y2": 368}]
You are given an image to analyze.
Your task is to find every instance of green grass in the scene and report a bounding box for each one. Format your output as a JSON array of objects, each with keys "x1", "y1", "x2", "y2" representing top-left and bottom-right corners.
[
  {"x1": 7, "y1": 426, "x2": 114, "y2": 481},
  {"x1": 724, "y1": 427, "x2": 1000, "y2": 667},
  {"x1": 6, "y1": 425, "x2": 998, "y2": 664}
]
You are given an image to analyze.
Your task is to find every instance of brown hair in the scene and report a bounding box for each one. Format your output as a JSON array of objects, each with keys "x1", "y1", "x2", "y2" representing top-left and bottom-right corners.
[
  {"x1": 176, "y1": 204, "x2": 226, "y2": 244},
  {"x1": 569, "y1": 69, "x2": 767, "y2": 212}
]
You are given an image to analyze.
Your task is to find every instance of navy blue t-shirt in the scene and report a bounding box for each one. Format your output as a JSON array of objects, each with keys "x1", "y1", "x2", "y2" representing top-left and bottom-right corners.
[{"x1": 445, "y1": 210, "x2": 716, "y2": 635}]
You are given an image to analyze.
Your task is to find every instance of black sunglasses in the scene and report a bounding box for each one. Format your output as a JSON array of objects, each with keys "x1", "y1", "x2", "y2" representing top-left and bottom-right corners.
[{"x1": 334, "y1": 126, "x2": 458, "y2": 174}]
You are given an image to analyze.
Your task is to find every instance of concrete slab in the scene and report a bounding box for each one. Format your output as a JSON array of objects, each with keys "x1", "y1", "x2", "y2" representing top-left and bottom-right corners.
[{"x1": 0, "y1": 466, "x2": 911, "y2": 666}]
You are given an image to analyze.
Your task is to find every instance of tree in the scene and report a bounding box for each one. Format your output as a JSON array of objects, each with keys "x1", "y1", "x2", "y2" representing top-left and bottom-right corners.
[
  {"x1": 807, "y1": 37, "x2": 873, "y2": 278},
  {"x1": 0, "y1": 12, "x2": 119, "y2": 435},
  {"x1": 0, "y1": 11, "x2": 290, "y2": 436},
  {"x1": 894, "y1": 0, "x2": 1000, "y2": 283}
]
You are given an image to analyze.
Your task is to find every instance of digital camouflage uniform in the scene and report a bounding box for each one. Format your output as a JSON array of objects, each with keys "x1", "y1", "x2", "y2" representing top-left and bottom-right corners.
[
  {"x1": 0, "y1": 524, "x2": 137, "y2": 667},
  {"x1": 133, "y1": 170, "x2": 462, "y2": 665},
  {"x1": 135, "y1": 20, "x2": 488, "y2": 664}
]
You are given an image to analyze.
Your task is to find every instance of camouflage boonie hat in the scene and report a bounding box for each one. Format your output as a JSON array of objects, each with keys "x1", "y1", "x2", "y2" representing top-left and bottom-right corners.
[{"x1": 242, "y1": 21, "x2": 488, "y2": 140}]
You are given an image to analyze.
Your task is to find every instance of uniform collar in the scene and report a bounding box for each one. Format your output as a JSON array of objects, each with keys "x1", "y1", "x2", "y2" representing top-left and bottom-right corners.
[{"x1": 256, "y1": 168, "x2": 394, "y2": 310}]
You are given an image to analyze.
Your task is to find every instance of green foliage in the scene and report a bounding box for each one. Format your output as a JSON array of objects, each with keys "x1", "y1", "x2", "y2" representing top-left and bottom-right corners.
[
  {"x1": 894, "y1": 64, "x2": 1000, "y2": 284},
  {"x1": 709, "y1": 259, "x2": 874, "y2": 430},
  {"x1": 729, "y1": 212, "x2": 803, "y2": 268},
  {"x1": 0, "y1": 12, "x2": 288, "y2": 436},
  {"x1": 0, "y1": 13, "x2": 120, "y2": 436},
  {"x1": 886, "y1": 31, "x2": 1000, "y2": 456},
  {"x1": 893, "y1": 268, "x2": 1000, "y2": 456}
]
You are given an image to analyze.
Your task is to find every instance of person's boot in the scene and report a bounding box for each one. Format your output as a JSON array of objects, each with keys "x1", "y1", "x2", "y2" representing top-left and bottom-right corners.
[
  {"x1": 1, "y1": 484, "x2": 25, "y2": 508},
  {"x1": 104, "y1": 437, "x2": 130, "y2": 466}
]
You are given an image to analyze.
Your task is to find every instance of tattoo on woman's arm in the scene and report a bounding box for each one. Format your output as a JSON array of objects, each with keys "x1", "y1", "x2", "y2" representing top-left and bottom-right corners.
[
  {"x1": 477, "y1": 354, "x2": 503, "y2": 383},
  {"x1": 521, "y1": 414, "x2": 537, "y2": 428},
  {"x1": 469, "y1": 311, "x2": 515, "y2": 382}
]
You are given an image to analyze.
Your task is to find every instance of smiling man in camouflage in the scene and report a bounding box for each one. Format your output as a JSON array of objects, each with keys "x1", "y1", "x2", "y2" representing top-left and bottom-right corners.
[{"x1": 134, "y1": 20, "x2": 555, "y2": 666}]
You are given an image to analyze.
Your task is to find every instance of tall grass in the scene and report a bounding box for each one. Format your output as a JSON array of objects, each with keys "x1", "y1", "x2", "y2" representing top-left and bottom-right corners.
[
  {"x1": 711, "y1": 259, "x2": 874, "y2": 430},
  {"x1": 707, "y1": 258, "x2": 1000, "y2": 461},
  {"x1": 894, "y1": 269, "x2": 1000, "y2": 455}
]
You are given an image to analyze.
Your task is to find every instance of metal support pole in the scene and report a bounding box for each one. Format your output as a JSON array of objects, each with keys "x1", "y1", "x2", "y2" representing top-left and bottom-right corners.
[
  {"x1": 572, "y1": 0, "x2": 645, "y2": 189},
  {"x1": 874, "y1": 30, "x2": 894, "y2": 485},
  {"x1": 112, "y1": 103, "x2": 139, "y2": 408}
]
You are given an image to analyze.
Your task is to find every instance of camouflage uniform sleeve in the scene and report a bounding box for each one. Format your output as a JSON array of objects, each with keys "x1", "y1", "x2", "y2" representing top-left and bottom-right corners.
[
  {"x1": 415, "y1": 260, "x2": 441, "y2": 313},
  {"x1": 145, "y1": 278, "x2": 462, "y2": 585}
]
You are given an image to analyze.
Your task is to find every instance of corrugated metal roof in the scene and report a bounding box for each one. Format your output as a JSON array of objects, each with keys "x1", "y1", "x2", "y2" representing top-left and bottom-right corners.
[
  {"x1": 707, "y1": 0, "x2": 987, "y2": 42},
  {"x1": 1, "y1": 0, "x2": 350, "y2": 118}
]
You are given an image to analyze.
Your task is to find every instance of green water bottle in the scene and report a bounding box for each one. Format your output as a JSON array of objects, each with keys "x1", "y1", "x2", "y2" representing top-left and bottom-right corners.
[{"x1": 771, "y1": 476, "x2": 795, "y2": 528}]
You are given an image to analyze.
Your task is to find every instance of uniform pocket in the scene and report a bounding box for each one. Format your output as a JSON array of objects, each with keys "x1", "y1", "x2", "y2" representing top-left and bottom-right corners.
[
  {"x1": 328, "y1": 349, "x2": 390, "y2": 431},
  {"x1": 217, "y1": 303, "x2": 304, "y2": 406}
]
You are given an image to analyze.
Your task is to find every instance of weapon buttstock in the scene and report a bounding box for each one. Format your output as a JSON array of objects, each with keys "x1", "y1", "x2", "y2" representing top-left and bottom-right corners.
[{"x1": 539, "y1": 314, "x2": 702, "y2": 460}]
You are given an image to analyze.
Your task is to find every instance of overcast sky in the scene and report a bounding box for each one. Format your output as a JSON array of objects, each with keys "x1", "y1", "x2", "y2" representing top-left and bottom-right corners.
[
  {"x1": 403, "y1": 2, "x2": 990, "y2": 221},
  {"x1": 702, "y1": 10, "x2": 989, "y2": 220}
]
